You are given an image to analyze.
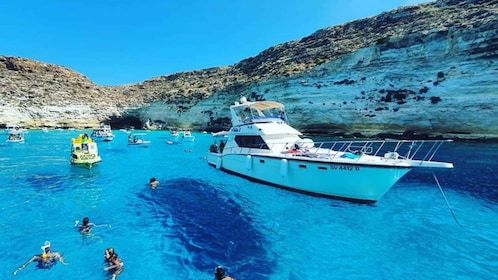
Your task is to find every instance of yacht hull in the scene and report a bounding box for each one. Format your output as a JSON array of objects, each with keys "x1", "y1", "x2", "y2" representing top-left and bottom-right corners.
[
  {"x1": 70, "y1": 160, "x2": 101, "y2": 169},
  {"x1": 207, "y1": 153, "x2": 410, "y2": 202}
]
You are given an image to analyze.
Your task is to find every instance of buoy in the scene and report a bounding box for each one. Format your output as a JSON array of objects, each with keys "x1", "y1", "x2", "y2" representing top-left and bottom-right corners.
[{"x1": 280, "y1": 158, "x2": 288, "y2": 176}]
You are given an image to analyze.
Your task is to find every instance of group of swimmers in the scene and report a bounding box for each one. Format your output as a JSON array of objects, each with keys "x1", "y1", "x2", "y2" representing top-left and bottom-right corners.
[
  {"x1": 12, "y1": 217, "x2": 123, "y2": 279},
  {"x1": 12, "y1": 188, "x2": 238, "y2": 279}
]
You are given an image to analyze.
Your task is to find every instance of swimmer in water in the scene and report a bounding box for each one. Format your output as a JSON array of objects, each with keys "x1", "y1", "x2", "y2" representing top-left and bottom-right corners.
[
  {"x1": 214, "y1": 266, "x2": 235, "y2": 280},
  {"x1": 12, "y1": 241, "x2": 68, "y2": 275},
  {"x1": 149, "y1": 177, "x2": 159, "y2": 189},
  {"x1": 104, "y1": 247, "x2": 124, "y2": 280},
  {"x1": 74, "y1": 217, "x2": 110, "y2": 234},
  {"x1": 74, "y1": 217, "x2": 97, "y2": 233}
]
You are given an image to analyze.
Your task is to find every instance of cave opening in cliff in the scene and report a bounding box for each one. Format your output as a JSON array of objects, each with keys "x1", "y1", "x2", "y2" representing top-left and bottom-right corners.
[{"x1": 109, "y1": 116, "x2": 142, "y2": 129}]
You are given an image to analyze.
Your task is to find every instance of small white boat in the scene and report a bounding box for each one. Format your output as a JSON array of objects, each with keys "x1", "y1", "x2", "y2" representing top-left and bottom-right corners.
[
  {"x1": 128, "y1": 133, "x2": 151, "y2": 147},
  {"x1": 167, "y1": 130, "x2": 182, "y2": 144},
  {"x1": 91, "y1": 123, "x2": 115, "y2": 142},
  {"x1": 168, "y1": 129, "x2": 195, "y2": 143},
  {"x1": 70, "y1": 134, "x2": 102, "y2": 169},
  {"x1": 206, "y1": 97, "x2": 454, "y2": 203},
  {"x1": 6, "y1": 131, "x2": 25, "y2": 143},
  {"x1": 181, "y1": 130, "x2": 195, "y2": 142},
  {"x1": 5, "y1": 124, "x2": 27, "y2": 135}
]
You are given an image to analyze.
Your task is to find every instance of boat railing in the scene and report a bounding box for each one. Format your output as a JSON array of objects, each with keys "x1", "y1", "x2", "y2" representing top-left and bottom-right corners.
[
  {"x1": 217, "y1": 139, "x2": 452, "y2": 164},
  {"x1": 274, "y1": 139, "x2": 453, "y2": 163}
]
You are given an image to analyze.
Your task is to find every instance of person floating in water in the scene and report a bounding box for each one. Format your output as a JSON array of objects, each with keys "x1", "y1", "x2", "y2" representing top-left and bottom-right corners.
[
  {"x1": 104, "y1": 247, "x2": 124, "y2": 280},
  {"x1": 149, "y1": 177, "x2": 159, "y2": 189},
  {"x1": 12, "y1": 241, "x2": 68, "y2": 275},
  {"x1": 214, "y1": 266, "x2": 235, "y2": 280},
  {"x1": 74, "y1": 217, "x2": 98, "y2": 233}
]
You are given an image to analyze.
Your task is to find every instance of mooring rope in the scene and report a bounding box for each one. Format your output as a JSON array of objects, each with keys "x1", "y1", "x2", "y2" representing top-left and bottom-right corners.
[{"x1": 433, "y1": 172, "x2": 460, "y2": 226}]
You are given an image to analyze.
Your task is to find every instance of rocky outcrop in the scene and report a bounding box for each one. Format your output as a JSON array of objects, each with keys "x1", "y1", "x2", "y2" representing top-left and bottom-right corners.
[{"x1": 1, "y1": 0, "x2": 497, "y2": 140}]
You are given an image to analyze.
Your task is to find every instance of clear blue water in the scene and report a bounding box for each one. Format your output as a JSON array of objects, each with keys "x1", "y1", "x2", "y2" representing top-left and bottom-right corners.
[{"x1": 1, "y1": 130, "x2": 497, "y2": 279}]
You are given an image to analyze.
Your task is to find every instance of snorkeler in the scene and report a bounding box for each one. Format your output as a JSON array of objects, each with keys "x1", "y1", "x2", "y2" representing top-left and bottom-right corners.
[
  {"x1": 12, "y1": 241, "x2": 68, "y2": 275},
  {"x1": 104, "y1": 247, "x2": 124, "y2": 280},
  {"x1": 214, "y1": 266, "x2": 235, "y2": 280}
]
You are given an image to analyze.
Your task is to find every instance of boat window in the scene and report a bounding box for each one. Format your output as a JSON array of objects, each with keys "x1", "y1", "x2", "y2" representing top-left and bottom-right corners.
[{"x1": 234, "y1": 136, "x2": 269, "y2": 149}]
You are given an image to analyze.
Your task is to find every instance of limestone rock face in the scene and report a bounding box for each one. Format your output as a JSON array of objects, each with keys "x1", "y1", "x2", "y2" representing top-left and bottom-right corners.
[{"x1": 0, "y1": 0, "x2": 497, "y2": 140}]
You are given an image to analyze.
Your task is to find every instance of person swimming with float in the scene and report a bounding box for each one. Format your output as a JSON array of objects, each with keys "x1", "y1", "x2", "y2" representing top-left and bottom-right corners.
[{"x1": 12, "y1": 241, "x2": 68, "y2": 275}]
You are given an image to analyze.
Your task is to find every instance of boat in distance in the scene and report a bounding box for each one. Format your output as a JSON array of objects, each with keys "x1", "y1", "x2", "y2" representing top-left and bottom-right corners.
[
  {"x1": 91, "y1": 123, "x2": 115, "y2": 142},
  {"x1": 128, "y1": 133, "x2": 151, "y2": 147},
  {"x1": 70, "y1": 134, "x2": 102, "y2": 169},
  {"x1": 6, "y1": 130, "x2": 25, "y2": 143},
  {"x1": 206, "y1": 97, "x2": 454, "y2": 203}
]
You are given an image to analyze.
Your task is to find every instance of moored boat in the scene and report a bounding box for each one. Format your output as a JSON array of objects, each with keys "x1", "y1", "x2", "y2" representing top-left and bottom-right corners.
[
  {"x1": 6, "y1": 131, "x2": 25, "y2": 143},
  {"x1": 128, "y1": 133, "x2": 151, "y2": 147},
  {"x1": 5, "y1": 124, "x2": 27, "y2": 135},
  {"x1": 206, "y1": 97, "x2": 454, "y2": 203},
  {"x1": 181, "y1": 130, "x2": 195, "y2": 142},
  {"x1": 91, "y1": 123, "x2": 115, "y2": 142},
  {"x1": 70, "y1": 134, "x2": 102, "y2": 169}
]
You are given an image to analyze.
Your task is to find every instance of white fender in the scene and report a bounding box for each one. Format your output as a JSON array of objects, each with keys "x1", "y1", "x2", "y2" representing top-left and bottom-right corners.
[
  {"x1": 301, "y1": 138, "x2": 314, "y2": 149},
  {"x1": 216, "y1": 157, "x2": 222, "y2": 169},
  {"x1": 280, "y1": 158, "x2": 288, "y2": 176},
  {"x1": 245, "y1": 155, "x2": 252, "y2": 170},
  {"x1": 384, "y1": 151, "x2": 399, "y2": 160}
]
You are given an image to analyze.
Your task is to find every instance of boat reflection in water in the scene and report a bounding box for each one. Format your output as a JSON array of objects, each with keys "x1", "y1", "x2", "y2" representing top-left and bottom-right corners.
[{"x1": 206, "y1": 97, "x2": 454, "y2": 203}]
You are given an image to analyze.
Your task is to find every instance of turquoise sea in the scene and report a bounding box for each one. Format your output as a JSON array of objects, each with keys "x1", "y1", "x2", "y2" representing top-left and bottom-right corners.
[{"x1": 1, "y1": 130, "x2": 497, "y2": 279}]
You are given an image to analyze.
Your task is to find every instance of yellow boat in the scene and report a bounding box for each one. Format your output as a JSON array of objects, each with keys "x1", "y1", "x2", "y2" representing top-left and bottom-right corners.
[{"x1": 70, "y1": 134, "x2": 102, "y2": 169}]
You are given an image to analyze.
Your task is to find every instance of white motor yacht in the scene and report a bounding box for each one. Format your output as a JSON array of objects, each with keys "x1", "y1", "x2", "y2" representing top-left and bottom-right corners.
[{"x1": 206, "y1": 97, "x2": 454, "y2": 203}]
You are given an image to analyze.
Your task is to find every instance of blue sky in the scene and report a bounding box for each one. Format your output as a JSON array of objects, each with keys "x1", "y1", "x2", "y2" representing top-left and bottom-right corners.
[{"x1": 1, "y1": 0, "x2": 432, "y2": 85}]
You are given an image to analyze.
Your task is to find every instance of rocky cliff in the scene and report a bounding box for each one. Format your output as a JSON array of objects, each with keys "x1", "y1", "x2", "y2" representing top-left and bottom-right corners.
[{"x1": 1, "y1": 0, "x2": 497, "y2": 140}]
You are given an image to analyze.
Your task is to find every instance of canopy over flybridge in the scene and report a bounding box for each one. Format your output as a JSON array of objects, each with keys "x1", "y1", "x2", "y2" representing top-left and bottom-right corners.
[
  {"x1": 230, "y1": 97, "x2": 288, "y2": 126},
  {"x1": 231, "y1": 97, "x2": 284, "y2": 110},
  {"x1": 245, "y1": 101, "x2": 284, "y2": 110}
]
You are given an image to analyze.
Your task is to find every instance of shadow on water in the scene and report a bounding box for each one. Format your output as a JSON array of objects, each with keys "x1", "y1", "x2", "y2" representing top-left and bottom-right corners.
[
  {"x1": 136, "y1": 178, "x2": 275, "y2": 279},
  {"x1": 24, "y1": 174, "x2": 68, "y2": 193},
  {"x1": 23, "y1": 168, "x2": 102, "y2": 193}
]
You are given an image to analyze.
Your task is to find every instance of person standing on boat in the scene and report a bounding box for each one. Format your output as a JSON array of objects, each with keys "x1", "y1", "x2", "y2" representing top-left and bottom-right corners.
[
  {"x1": 12, "y1": 241, "x2": 68, "y2": 275},
  {"x1": 210, "y1": 142, "x2": 218, "y2": 153},
  {"x1": 81, "y1": 133, "x2": 90, "y2": 151},
  {"x1": 219, "y1": 140, "x2": 225, "y2": 153}
]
